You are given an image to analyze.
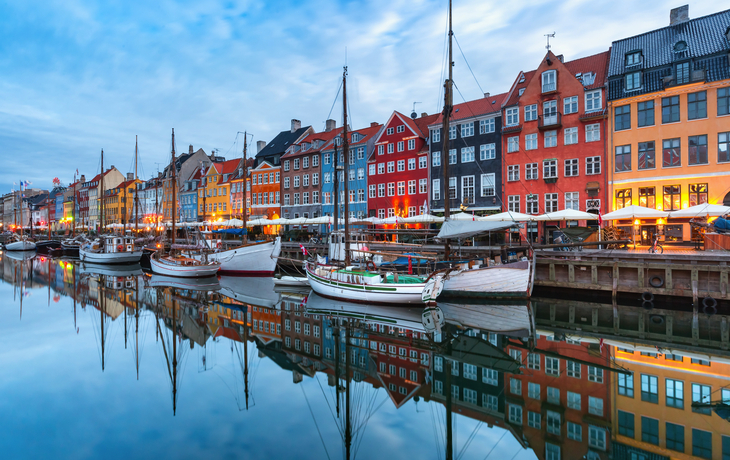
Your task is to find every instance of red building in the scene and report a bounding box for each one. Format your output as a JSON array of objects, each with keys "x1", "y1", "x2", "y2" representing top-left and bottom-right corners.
[
  {"x1": 502, "y1": 50, "x2": 609, "y2": 243},
  {"x1": 367, "y1": 111, "x2": 437, "y2": 227}
]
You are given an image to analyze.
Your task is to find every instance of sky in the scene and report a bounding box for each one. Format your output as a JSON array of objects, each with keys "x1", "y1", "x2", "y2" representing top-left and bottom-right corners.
[{"x1": 0, "y1": 0, "x2": 723, "y2": 193}]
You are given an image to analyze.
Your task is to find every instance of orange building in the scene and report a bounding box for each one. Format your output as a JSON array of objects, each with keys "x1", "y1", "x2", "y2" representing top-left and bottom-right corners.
[{"x1": 606, "y1": 8, "x2": 730, "y2": 244}]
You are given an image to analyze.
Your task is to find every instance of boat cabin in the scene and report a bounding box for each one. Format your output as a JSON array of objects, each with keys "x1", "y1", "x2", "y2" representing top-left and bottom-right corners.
[
  {"x1": 103, "y1": 235, "x2": 136, "y2": 253},
  {"x1": 328, "y1": 231, "x2": 369, "y2": 262}
]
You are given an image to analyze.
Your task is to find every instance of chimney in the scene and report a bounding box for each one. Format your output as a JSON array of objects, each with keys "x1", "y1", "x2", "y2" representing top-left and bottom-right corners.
[
  {"x1": 325, "y1": 119, "x2": 336, "y2": 132},
  {"x1": 484, "y1": 92, "x2": 490, "y2": 98},
  {"x1": 80, "y1": 175, "x2": 85, "y2": 183},
  {"x1": 257, "y1": 140, "x2": 266, "y2": 153},
  {"x1": 127, "y1": 172, "x2": 134, "y2": 180},
  {"x1": 556, "y1": 55, "x2": 564, "y2": 63},
  {"x1": 189, "y1": 145, "x2": 194, "y2": 154},
  {"x1": 291, "y1": 119, "x2": 301, "y2": 133},
  {"x1": 371, "y1": 122, "x2": 379, "y2": 128},
  {"x1": 670, "y1": 5, "x2": 689, "y2": 25},
  {"x1": 421, "y1": 112, "x2": 428, "y2": 117}
]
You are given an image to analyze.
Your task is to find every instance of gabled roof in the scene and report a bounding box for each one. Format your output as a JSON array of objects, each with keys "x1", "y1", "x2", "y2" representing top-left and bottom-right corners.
[
  {"x1": 217, "y1": 159, "x2": 243, "y2": 185},
  {"x1": 348, "y1": 123, "x2": 382, "y2": 147},
  {"x1": 283, "y1": 127, "x2": 343, "y2": 159},
  {"x1": 256, "y1": 126, "x2": 312, "y2": 159},
  {"x1": 608, "y1": 9, "x2": 730, "y2": 77},
  {"x1": 430, "y1": 92, "x2": 507, "y2": 126},
  {"x1": 503, "y1": 70, "x2": 536, "y2": 108},
  {"x1": 413, "y1": 113, "x2": 440, "y2": 137}
]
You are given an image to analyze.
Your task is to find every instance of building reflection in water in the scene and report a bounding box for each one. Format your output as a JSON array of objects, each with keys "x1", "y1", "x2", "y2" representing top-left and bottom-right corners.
[{"x1": 3, "y1": 251, "x2": 730, "y2": 460}]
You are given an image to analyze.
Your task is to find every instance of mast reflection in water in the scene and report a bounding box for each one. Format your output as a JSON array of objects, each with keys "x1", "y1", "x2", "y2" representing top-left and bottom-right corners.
[{"x1": 1, "y1": 251, "x2": 729, "y2": 460}]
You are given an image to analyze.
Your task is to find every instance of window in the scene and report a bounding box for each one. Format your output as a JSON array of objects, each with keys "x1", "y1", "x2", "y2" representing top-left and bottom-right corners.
[
  {"x1": 545, "y1": 443, "x2": 560, "y2": 460},
  {"x1": 419, "y1": 179, "x2": 427, "y2": 193},
  {"x1": 689, "y1": 183, "x2": 708, "y2": 207},
  {"x1": 432, "y1": 151, "x2": 441, "y2": 167},
  {"x1": 693, "y1": 429, "x2": 712, "y2": 459},
  {"x1": 544, "y1": 130, "x2": 557, "y2": 148},
  {"x1": 387, "y1": 143, "x2": 394, "y2": 154},
  {"x1": 293, "y1": 176, "x2": 300, "y2": 187},
  {"x1": 564, "y1": 127, "x2": 578, "y2": 145},
  {"x1": 461, "y1": 176, "x2": 474, "y2": 204},
  {"x1": 463, "y1": 363, "x2": 477, "y2": 380},
  {"x1": 387, "y1": 183, "x2": 395, "y2": 196},
  {"x1": 528, "y1": 382, "x2": 540, "y2": 399},
  {"x1": 626, "y1": 71, "x2": 641, "y2": 90},
  {"x1": 584, "y1": 156, "x2": 600, "y2": 175},
  {"x1": 567, "y1": 391, "x2": 581, "y2": 410},
  {"x1": 662, "y1": 138, "x2": 681, "y2": 167},
  {"x1": 283, "y1": 160, "x2": 290, "y2": 171},
  {"x1": 525, "y1": 163, "x2": 538, "y2": 180},
  {"x1": 546, "y1": 410, "x2": 561, "y2": 435},
  {"x1": 525, "y1": 104, "x2": 538, "y2": 121},
  {"x1": 377, "y1": 184, "x2": 385, "y2": 197},
  {"x1": 586, "y1": 90, "x2": 601, "y2": 111},
  {"x1": 481, "y1": 174, "x2": 495, "y2": 197},
  {"x1": 524, "y1": 133, "x2": 537, "y2": 150},
  {"x1": 303, "y1": 174, "x2": 310, "y2": 186},
  {"x1": 507, "y1": 136, "x2": 519, "y2": 152},
  {"x1": 482, "y1": 368, "x2": 498, "y2": 385},
  {"x1": 479, "y1": 118, "x2": 495, "y2": 133},
  {"x1": 419, "y1": 156, "x2": 427, "y2": 169},
  {"x1": 545, "y1": 193, "x2": 558, "y2": 212},
  {"x1": 397, "y1": 141, "x2": 404, "y2": 152},
  {"x1": 508, "y1": 404, "x2": 522, "y2": 424},
  {"x1": 312, "y1": 173, "x2": 319, "y2": 185},
  {"x1": 618, "y1": 410, "x2": 634, "y2": 437},
  {"x1": 689, "y1": 135, "x2": 708, "y2": 165},
  {"x1": 666, "y1": 422, "x2": 685, "y2": 452},
  {"x1": 586, "y1": 123, "x2": 600, "y2": 142},
  {"x1": 663, "y1": 185, "x2": 681, "y2": 211},
  {"x1": 615, "y1": 105, "x2": 631, "y2": 130},
  {"x1": 387, "y1": 161, "x2": 395, "y2": 173},
  {"x1": 637, "y1": 100, "x2": 655, "y2": 127},
  {"x1": 543, "y1": 159, "x2": 557, "y2": 178},
  {"x1": 461, "y1": 123, "x2": 474, "y2": 137},
  {"x1": 463, "y1": 388, "x2": 477, "y2": 404},
  {"x1": 543, "y1": 100, "x2": 557, "y2": 125},
  {"x1": 508, "y1": 195, "x2": 520, "y2": 213},
  {"x1": 589, "y1": 426, "x2": 606, "y2": 450},
  {"x1": 564, "y1": 159, "x2": 578, "y2": 177},
  {"x1": 396, "y1": 160, "x2": 405, "y2": 172},
  {"x1": 449, "y1": 149, "x2": 457, "y2": 164},
  {"x1": 542, "y1": 70, "x2": 556, "y2": 92},
  {"x1": 324, "y1": 153, "x2": 330, "y2": 164},
  {"x1": 312, "y1": 155, "x2": 319, "y2": 167},
  {"x1": 615, "y1": 145, "x2": 631, "y2": 171},
  {"x1": 626, "y1": 51, "x2": 642, "y2": 66},
  {"x1": 641, "y1": 374, "x2": 658, "y2": 403},
  {"x1": 638, "y1": 141, "x2": 655, "y2": 169},
  {"x1": 526, "y1": 194, "x2": 539, "y2": 214},
  {"x1": 528, "y1": 411, "x2": 541, "y2": 429},
  {"x1": 642, "y1": 416, "x2": 659, "y2": 445},
  {"x1": 510, "y1": 378, "x2": 522, "y2": 395},
  {"x1": 662, "y1": 95, "x2": 680, "y2": 123},
  {"x1": 564, "y1": 96, "x2": 578, "y2": 114},
  {"x1": 508, "y1": 165, "x2": 519, "y2": 182},
  {"x1": 369, "y1": 164, "x2": 376, "y2": 176},
  {"x1": 719, "y1": 132, "x2": 730, "y2": 163},
  {"x1": 449, "y1": 177, "x2": 457, "y2": 199},
  {"x1": 506, "y1": 107, "x2": 519, "y2": 126},
  {"x1": 480, "y1": 143, "x2": 496, "y2": 160},
  {"x1": 461, "y1": 146, "x2": 475, "y2": 163},
  {"x1": 449, "y1": 126, "x2": 456, "y2": 140},
  {"x1": 386, "y1": 127, "x2": 394, "y2": 135},
  {"x1": 566, "y1": 361, "x2": 581, "y2": 378},
  {"x1": 675, "y1": 61, "x2": 690, "y2": 84},
  {"x1": 589, "y1": 396, "x2": 603, "y2": 416},
  {"x1": 431, "y1": 128, "x2": 440, "y2": 143},
  {"x1": 692, "y1": 383, "x2": 711, "y2": 414},
  {"x1": 568, "y1": 422, "x2": 582, "y2": 441},
  {"x1": 432, "y1": 180, "x2": 440, "y2": 201},
  {"x1": 483, "y1": 394, "x2": 498, "y2": 411},
  {"x1": 407, "y1": 158, "x2": 416, "y2": 170}
]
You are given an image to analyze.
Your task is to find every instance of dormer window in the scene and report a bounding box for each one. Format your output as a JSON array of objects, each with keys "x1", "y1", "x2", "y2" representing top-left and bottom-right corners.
[
  {"x1": 625, "y1": 71, "x2": 642, "y2": 91},
  {"x1": 581, "y1": 72, "x2": 596, "y2": 86},
  {"x1": 335, "y1": 137, "x2": 341, "y2": 146},
  {"x1": 542, "y1": 70, "x2": 556, "y2": 93},
  {"x1": 352, "y1": 133, "x2": 361, "y2": 142},
  {"x1": 625, "y1": 51, "x2": 642, "y2": 67},
  {"x1": 301, "y1": 142, "x2": 309, "y2": 151},
  {"x1": 673, "y1": 41, "x2": 687, "y2": 52},
  {"x1": 518, "y1": 88, "x2": 525, "y2": 96},
  {"x1": 518, "y1": 74, "x2": 525, "y2": 83},
  {"x1": 676, "y1": 61, "x2": 690, "y2": 84}
]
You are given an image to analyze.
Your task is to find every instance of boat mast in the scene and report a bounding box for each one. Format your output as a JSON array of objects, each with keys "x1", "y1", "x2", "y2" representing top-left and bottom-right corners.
[
  {"x1": 333, "y1": 142, "x2": 339, "y2": 243},
  {"x1": 135, "y1": 136, "x2": 139, "y2": 234},
  {"x1": 72, "y1": 172, "x2": 76, "y2": 237},
  {"x1": 171, "y1": 129, "x2": 177, "y2": 249},
  {"x1": 100, "y1": 149, "x2": 105, "y2": 235},
  {"x1": 101, "y1": 277, "x2": 105, "y2": 371},
  {"x1": 342, "y1": 66, "x2": 351, "y2": 266},
  {"x1": 242, "y1": 132, "x2": 248, "y2": 243},
  {"x1": 344, "y1": 319, "x2": 351, "y2": 460},
  {"x1": 243, "y1": 309, "x2": 250, "y2": 410},
  {"x1": 173, "y1": 291, "x2": 178, "y2": 416},
  {"x1": 441, "y1": 0, "x2": 454, "y2": 260}
]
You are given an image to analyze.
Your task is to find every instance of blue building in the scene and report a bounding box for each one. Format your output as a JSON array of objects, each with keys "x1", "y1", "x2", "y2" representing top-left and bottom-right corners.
[
  {"x1": 180, "y1": 166, "x2": 203, "y2": 222},
  {"x1": 321, "y1": 123, "x2": 382, "y2": 231}
]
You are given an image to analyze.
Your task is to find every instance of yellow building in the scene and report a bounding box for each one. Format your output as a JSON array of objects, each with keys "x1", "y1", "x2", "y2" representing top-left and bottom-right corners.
[
  {"x1": 613, "y1": 346, "x2": 730, "y2": 460},
  {"x1": 606, "y1": 7, "x2": 730, "y2": 244},
  {"x1": 103, "y1": 178, "x2": 142, "y2": 227},
  {"x1": 201, "y1": 159, "x2": 241, "y2": 222}
]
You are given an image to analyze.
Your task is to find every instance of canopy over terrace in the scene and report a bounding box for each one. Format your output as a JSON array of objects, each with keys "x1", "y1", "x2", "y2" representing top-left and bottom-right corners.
[
  {"x1": 601, "y1": 205, "x2": 669, "y2": 220},
  {"x1": 668, "y1": 203, "x2": 730, "y2": 218},
  {"x1": 533, "y1": 209, "x2": 599, "y2": 221}
]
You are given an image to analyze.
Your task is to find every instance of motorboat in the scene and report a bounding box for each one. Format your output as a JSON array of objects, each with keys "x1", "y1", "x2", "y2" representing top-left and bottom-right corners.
[{"x1": 79, "y1": 235, "x2": 143, "y2": 264}]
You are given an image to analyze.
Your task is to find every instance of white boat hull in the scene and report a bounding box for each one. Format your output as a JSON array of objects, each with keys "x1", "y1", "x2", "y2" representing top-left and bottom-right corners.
[
  {"x1": 273, "y1": 276, "x2": 309, "y2": 287},
  {"x1": 6, "y1": 240, "x2": 37, "y2": 251},
  {"x1": 150, "y1": 257, "x2": 221, "y2": 278},
  {"x1": 219, "y1": 276, "x2": 280, "y2": 308},
  {"x1": 440, "y1": 260, "x2": 532, "y2": 300},
  {"x1": 438, "y1": 302, "x2": 533, "y2": 337},
  {"x1": 196, "y1": 237, "x2": 281, "y2": 276},
  {"x1": 306, "y1": 264, "x2": 426, "y2": 305},
  {"x1": 79, "y1": 248, "x2": 143, "y2": 264}
]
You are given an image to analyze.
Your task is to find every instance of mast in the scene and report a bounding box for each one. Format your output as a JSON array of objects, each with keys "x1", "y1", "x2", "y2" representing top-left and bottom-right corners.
[
  {"x1": 100, "y1": 149, "x2": 105, "y2": 234},
  {"x1": 171, "y1": 129, "x2": 177, "y2": 248},
  {"x1": 243, "y1": 308, "x2": 250, "y2": 410},
  {"x1": 101, "y1": 276, "x2": 105, "y2": 371},
  {"x1": 445, "y1": 339, "x2": 453, "y2": 460},
  {"x1": 135, "y1": 136, "x2": 139, "y2": 233},
  {"x1": 135, "y1": 275, "x2": 140, "y2": 380},
  {"x1": 172, "y1": 289, "x2": 178, "y2": 416},
  {"x1": 441, "y1": 0, "x2": 454, "y2": 260},
  {"x1": 333, "y1": 142, "x2": 339, "y2": 242},
  {"x1": 242, "y1": 132, "x2": 248, "y2": 243},
  {"x1": 344, "y1": 320, "x2": 351, "y2": 460},
  {"x1": 342, "y1": 66, "x2": 351, "y2": 266},
  {"x1": 72, "y1": 173, "x2": 76, "y2": 237}
]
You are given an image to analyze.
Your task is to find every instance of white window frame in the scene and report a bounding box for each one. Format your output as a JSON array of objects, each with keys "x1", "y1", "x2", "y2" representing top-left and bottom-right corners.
[
  {"x1": 525, "y1": 104, "x2": 537, "y2": 121},
  {"x1": 564, "y1": 158, "x2": 579, "y2": 177},
  {"x1": 564, "y1": 96, "x2": 578, "y2": 115},
  {"x1": 480, "y1": 173, "x2": 495, "y2": 197},
  {"x1": 505, "y1": 107, "x2": 519, "y2": 127},
  {"x1": 564, "y1": 127, "x2": 578, "y2": 145},
  {"x1": 507, "y1": 136, "x2": 519, "y2": 153},
  {"x1": 480, "y1": 143, "x2": 496, "y2": 160},
  {"x1": 507, "y1": 165, "x2": 519, "y2": 182},
  {"x1": 525, "y1": 133, "x2": 537, "y2": 150},
  {"x1": 586, "y1": 89, "x2": 602, "y2": 111},
  {"x1": 586, "y1": 156, "x2": 601, "y2": 175}
]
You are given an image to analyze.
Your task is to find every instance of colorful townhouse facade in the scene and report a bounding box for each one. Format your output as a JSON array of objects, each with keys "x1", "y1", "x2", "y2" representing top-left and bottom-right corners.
[
  {"x1": 321, "y1": 123, "x2": 382, "y2": 226},
  {"x1": 429, "y1": 93, "x2": 506, "y2": 218},
  {"x1": 502, "y1": 50, "x2": 609, "y2": 243},
  {"x1": 367, "y1": 111, "x2": 436, "y2": 225},
  {"x1": 229, "y1": 158, "x2": 253, "y2": 222},
  {"x1": 201, "y1": 159, "x2": 241, "y2": 222},
  {"x1": 102, "y1": 177, "x2": 142, "y2": 227},
  {"x1": 280, "y1": 121, "x2": 340, "y2": 230},
  {"x1": 607, "y1": 6, "x2": 730, "y2": 245}
]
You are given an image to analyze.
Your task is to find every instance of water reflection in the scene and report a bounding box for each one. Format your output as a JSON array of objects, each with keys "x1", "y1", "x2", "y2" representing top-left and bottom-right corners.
[{"x1": 2, "y1": 251, "x2": 729, "y2": 460}]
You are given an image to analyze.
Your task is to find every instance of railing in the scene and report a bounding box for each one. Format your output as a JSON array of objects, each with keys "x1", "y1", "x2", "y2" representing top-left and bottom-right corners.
[{"x1": 538, "y1": 112, "x2": 562, "y2": 130}]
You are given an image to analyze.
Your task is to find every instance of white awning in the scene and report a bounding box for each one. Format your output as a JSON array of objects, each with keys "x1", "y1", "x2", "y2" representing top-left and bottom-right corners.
[{"x1": 436, "y1": 220, "x2": 518, "y2": 239}]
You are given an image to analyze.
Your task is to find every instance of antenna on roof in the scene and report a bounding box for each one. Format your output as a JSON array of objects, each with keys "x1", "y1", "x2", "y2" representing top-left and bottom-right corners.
[
  {"x1": 411, "y1": 102, "x2": 421, "y2": 119},
  {"x1": 545, "y1": 32, "x2": 556, "y2": 51}
]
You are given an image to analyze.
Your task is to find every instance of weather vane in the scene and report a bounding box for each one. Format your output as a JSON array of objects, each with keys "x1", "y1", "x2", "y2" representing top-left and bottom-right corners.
[{"x1": 545, "y1": 32, "x2": 556, "y2": 51}]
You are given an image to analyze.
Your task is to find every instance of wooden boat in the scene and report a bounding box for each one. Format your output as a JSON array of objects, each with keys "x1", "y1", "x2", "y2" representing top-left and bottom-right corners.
[
  {"x1": 79, "y1": 235, "x2": 143, "y2": 264},
  {"x1": 424, "y1": 258, "x2": 534, "y2": 302},
  {"x1": 437, "y1": 300, "x2": 533, "y2": 337},
  {"x1": 196, "y1": 237, "x2": 281, "y2": 276},
  {"x1": 5, "y1": 236, "x2": 36, "y2": 251}
]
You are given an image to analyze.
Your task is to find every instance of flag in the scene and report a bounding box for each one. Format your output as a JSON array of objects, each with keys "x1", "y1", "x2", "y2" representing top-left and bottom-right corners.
[
  {"x1": 599, "y1": 338, "x2": 604, "y2": 353},
  {"x1": 299, "y1": 244, "x2": 308, "y2": 256},
  {"x1": 598, "y1": 213, "x2": 603, "y2": 226},
  {"x1": 472, "y1": 211, "x2": 475, "y2": 221}
]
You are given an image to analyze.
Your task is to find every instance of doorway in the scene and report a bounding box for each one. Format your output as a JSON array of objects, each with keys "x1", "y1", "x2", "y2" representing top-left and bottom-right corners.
[{"x1": 641, "y1": 225, "x2": 657, "y2": 245}]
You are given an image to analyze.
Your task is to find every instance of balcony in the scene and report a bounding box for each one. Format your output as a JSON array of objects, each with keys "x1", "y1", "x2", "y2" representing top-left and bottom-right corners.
[
  {"x1": 579, "y1": 108, "x2": 607, "y2": 122},
  {"x1": 538, "y1": 113, "x2": 562, "y2": 130},
  {"x1": 502, "y1": 124, "x2": 522, "y2": 134}
]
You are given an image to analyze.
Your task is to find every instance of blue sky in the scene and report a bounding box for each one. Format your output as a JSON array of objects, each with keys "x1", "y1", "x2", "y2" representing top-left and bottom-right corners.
[{"x1": 0, "y1": 0, "x2": 722, "y2": 192}]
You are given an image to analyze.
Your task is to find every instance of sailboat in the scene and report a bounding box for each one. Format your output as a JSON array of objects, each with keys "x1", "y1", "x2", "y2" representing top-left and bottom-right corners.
[
  {"x1": 193, "y1": 131, "x2": 282, "y2": 276},
  {"x1": 6, "y1": 182, "x2": 36, "y2": 251},
  {"x1": 79, "y1": 149, "x2": 143, "y2": 264},
  {"x1": 305, "y1": 68, "x2": 429, "y2": 304},
  {"x1": 150, "y1": 129, "x2": 221, "y2": 277}
]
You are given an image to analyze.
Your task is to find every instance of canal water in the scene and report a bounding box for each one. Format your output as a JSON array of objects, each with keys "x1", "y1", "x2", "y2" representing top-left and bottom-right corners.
[{"x1": 1, "y1": 252, "x2": 727, "y2": 460}]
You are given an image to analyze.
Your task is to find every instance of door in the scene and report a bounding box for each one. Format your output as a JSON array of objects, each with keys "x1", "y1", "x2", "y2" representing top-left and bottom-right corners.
[{"x1": 641, "y1": 226, "x2": 656, "y2": 245}]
